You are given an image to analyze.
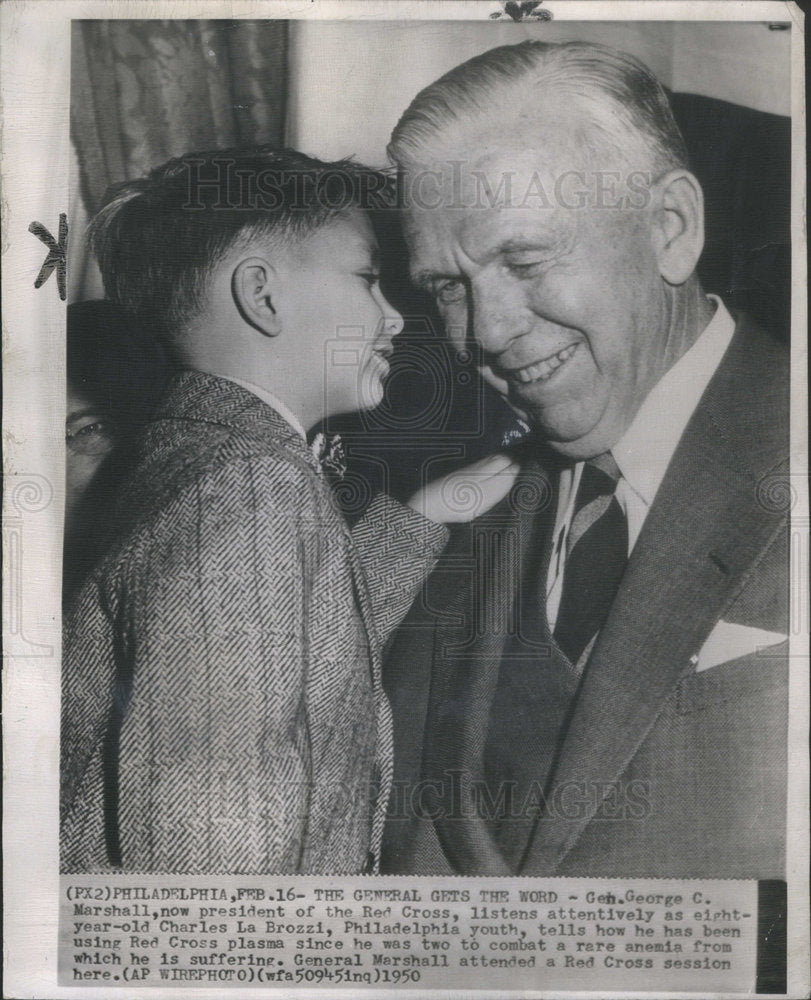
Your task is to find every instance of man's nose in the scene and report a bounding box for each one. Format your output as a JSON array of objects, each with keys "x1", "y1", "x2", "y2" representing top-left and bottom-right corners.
[{"x1": 470, "y1": 281, "x2": 531, "y2": 357}]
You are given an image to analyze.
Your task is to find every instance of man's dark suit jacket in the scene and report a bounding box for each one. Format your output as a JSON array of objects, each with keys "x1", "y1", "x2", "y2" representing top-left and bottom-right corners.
[{"x1": 382, "y1": 312, "x2": 790, "y2": 878}]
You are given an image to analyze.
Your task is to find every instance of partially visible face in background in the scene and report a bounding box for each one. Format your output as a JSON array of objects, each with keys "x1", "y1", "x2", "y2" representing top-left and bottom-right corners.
[{"x1": 65, "y1": 383, "x2": 119, "y2": 535}]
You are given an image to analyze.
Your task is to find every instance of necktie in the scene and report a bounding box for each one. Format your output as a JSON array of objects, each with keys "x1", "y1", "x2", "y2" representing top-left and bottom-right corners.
[
  {"x1": 553, "y1": 453, "x2": 628, "y2": 666},
  {"x1": 310, "y1": 431, "x2": 347, "y2": 480}
]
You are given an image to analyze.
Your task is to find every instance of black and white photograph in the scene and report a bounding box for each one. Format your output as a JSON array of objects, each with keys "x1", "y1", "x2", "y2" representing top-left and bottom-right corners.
[{"x1": 2, "y1": 2, "x2": 808, "y2": 997}]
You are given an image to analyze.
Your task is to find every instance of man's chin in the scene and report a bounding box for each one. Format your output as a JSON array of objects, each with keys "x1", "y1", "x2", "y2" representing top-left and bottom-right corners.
[
  {"x1": 522, "y1": 407, "x2": 623, "y2": 461},
  {"x1": 544, "y1": 424, "x2": 624, "y2": 461}
]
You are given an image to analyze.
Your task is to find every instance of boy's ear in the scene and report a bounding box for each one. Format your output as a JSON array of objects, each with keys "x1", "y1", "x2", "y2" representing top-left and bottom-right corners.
[
  {"x1": 232, "y1": 256, "x2": 282, "y2": 336},
  {"x1": 650, "y1": 169, "x2": 705, "y2": 286}
]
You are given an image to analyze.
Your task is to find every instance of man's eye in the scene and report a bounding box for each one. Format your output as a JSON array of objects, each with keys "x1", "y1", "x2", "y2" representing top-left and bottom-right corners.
[
  {"x1": 434, "y1": 279, "x2": 466, "y2": 305},
  {"x1": 505, "y1": 259, "x2": 545, "y2": 277},
  {"x1": 66, "y1": 420, "x2": 117, "y2": 456},
  {"x1": 359, "y1": 272, "x2": 380, "y2": 287}
]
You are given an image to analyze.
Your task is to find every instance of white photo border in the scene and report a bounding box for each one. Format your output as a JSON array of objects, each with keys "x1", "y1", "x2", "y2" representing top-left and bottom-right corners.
[{"x1": 2, "y1": 2, "x2": 807, "y2": 997}]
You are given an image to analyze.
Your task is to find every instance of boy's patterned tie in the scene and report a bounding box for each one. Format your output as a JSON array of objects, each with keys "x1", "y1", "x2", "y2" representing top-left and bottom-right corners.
[
  {"x1": 310, "y1": 431, "x2": 347, "y2": 480},
  {"x1": 553, "y1": 452, "x2": 628, "y2": 666}
]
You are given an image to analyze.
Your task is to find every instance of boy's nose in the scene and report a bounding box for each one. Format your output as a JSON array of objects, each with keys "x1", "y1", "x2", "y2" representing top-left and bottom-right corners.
[
  {"x1": 380, "y1": 294, "x2": 404, "y2": 338},
  {"x1": 384, "y1": 310, "x2": 405, "y2": 339}
]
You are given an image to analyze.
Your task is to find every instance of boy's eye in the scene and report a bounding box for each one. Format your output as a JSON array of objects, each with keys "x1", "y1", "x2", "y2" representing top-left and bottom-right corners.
[{"x1": 359, "y1": 272, "x2": 380, "y2": 287}]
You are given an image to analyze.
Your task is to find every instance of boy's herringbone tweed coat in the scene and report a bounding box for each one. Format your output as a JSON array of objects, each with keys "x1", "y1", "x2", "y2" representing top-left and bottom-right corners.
[{"x1": 61, "y1": 370, "x2": 448, "y2": 874}]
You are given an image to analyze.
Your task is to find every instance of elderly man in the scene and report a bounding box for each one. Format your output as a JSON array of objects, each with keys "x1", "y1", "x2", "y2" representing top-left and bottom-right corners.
[{"x1": 382, "y1": 41, "x2": 789, "y2": 878}]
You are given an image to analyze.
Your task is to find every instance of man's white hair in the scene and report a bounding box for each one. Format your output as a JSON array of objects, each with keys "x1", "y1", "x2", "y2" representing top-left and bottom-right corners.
[{"x1": 389, "y1": 40, "x2": 689, "y2": 176}]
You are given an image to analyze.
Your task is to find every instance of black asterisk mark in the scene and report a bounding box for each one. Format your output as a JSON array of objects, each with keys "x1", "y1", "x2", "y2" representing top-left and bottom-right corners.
[
  {"x1": 29, "y1": 214, "x2": 68, "y2": 301},
  {"x1": 490, "y1": 1, "x2": 551, "y2": 20}
]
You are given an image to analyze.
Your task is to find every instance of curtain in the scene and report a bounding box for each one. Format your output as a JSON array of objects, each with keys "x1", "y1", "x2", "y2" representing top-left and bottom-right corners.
[{"x1": 70, "y1": 20, "x2": 288, "y2": 301}]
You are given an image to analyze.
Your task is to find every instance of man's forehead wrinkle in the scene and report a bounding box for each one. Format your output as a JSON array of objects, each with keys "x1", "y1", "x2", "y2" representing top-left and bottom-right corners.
[
  {"x1": 405, "y1": 223, "x2": 461, "y2": 286},
  {"x1": 408, "y1": 148, "x2": 591, "y2": 218},
  {"x1": 434, "y1": 100, "x2": 587, "y2": 167},
  {"x1": 408, "y1": 224, "x2": 482, "y2": 290},
  {"x1": 458, "y1": 200, "x2": 571, "y2": 259}
]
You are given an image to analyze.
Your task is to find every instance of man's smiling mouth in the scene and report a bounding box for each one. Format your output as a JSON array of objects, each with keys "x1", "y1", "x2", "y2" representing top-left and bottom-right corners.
[{"x1": 503, "y1": 343, "x2": 579, "y2": 384}]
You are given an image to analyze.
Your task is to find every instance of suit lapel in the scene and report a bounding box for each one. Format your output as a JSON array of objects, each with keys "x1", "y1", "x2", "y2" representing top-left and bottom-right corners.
[
  {"x1": 521, "y1": 317, "x2": 789, "y2": 874},
  {"x1": 423, "y1": 525, "x2": 519, "y2": 875},
  {"x1": 424, "y1": 458, "x2": 560, "y2": 875}
]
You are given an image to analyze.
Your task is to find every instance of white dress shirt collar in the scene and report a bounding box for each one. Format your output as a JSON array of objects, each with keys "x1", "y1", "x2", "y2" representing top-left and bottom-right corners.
[
  {"x1": 216, "y1": 374, "x2": 308, "y2": 442},
  {"x1": 612, "y1": 295, "x2": 736, "y2": 508},
  {"x1": 546, "y1": 296, "x2": 737, "y2": 627}
]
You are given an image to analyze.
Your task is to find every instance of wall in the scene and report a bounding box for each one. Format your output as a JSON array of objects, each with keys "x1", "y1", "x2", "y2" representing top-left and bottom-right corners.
[
  {"x1": 287, "y1": 19, "x2": 790, "y2": 167},
  {"x1": 69, "y1": 17, "x2": 792, "y2": 303},
  {"x1": 672, "y1": 21, "x2": 791, "y2": 118}
]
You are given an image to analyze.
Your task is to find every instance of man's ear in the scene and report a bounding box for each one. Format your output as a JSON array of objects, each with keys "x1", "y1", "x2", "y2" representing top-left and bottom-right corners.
[
  {"x1": 650, "y1": 170, "x2": 705, "y2": 286},
  {"x1": 232, "y1": 256, "x2": 282, "y2": 336}
]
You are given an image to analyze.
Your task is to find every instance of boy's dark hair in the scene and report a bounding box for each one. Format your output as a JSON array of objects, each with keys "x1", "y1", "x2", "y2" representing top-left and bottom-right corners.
[{"x1": 89, "y1": 147, "x2": 396, "y2": 339}]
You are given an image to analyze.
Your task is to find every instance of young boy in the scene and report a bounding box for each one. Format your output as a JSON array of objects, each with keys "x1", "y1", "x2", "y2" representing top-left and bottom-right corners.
[{"x1": 60, "y1": 148, "x2": 514, "y2": 875}]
